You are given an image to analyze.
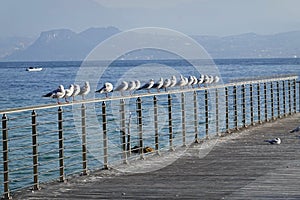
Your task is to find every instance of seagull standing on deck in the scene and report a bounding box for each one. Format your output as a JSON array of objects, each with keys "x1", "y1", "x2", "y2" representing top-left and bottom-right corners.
[
  {"x1": 78, "y1": 81, "x2": 90, "y2": 100},
  {"x1": 96, "y1": 82, "x2": 114, "y2": 97},
  {"x1": 42, "y1": 85, "x2": 66, "y2": 104},
  {"x1": 290, "y1": 126, "x2": 300, "y2": 133},
  {"x1": 264, "y1": 137, "x2": 281, "y2": 144},
  {"x1": 137, "y1": 79, "x2": 154, "y2": 93}
]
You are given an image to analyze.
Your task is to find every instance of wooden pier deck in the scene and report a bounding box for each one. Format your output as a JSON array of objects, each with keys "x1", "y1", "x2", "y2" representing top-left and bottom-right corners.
[{"x1": 14, "y1": 113, "x2": 300, "y2": 200}]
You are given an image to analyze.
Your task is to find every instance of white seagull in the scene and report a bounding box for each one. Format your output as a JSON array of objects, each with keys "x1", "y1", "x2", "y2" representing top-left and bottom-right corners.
[
  {"x1": 71, "y1": 84, "x2": 81, "y2": 101},
  {"x1": 176, "y1": 75, "x2": 187, "y2": 89},
  {"x1": 162, "y1": 78, "x2": 171, "y2": 91},
  {"x1": 135, "y1": 80, "x2": 141, "y2": 91},
  {"x1": 197, "y1": 74, "x2": 205, "y2": 87},
  {"x1": 114, "y1": 81, "x2": 128, "y2": 96},
  {"x1": 63, "y1": 84, "x2": 74, "y2": 103},
  {"x1": 290, "y1": 126, "x2": 300, "y2": 133},
  {"x1": 78, "y1": 81, "x2": 90, "y2": 100},
  {"x1": 191, "y1": 76, "x2": 198, "y2": 88},
  {"x1": 137, "y1": 79, "x2": 155, "y2": 93},
  {"x1": 42, "y1": 85, "x2": 66, "y2": 104},
  {"x1": 96, "y1": 82, "x2": 114, "y2": 97},
  {"x1": 264, "y1": 137, "x2": 281, "y2": 144},
  {"x1": 152, "y1": 77, "x2": 164, "y2": 92},
  {"x1": 213, "y1": 76, "x2": 220, "y2": 84},
  {"x1": 126, "y1": 81, "x2": 136, "y2": 95},
  {"x1": 169, "y1": 75, "x2": 177, "y2": 88}
]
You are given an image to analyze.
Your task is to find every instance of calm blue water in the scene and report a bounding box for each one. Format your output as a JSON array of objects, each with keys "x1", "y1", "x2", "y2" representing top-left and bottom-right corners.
[{"x1": 0, "y1": 58, "x2": 300, "y2": 111}]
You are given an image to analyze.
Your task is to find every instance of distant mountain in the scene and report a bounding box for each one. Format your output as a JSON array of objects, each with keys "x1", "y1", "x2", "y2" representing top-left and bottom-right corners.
[
  {"x1": 0, "y1": 36, "x2": 35, "y2": 59},
  {"x1": 3, "y1": 28, "x2": 300, "y2": 61}
]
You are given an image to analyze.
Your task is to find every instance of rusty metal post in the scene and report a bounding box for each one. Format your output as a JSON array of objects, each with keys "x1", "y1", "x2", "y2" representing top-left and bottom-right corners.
[
  {"x1": 205, "y1": 90, "x2": 209, "y2": 139},
  {"x1": 194, "y1": 91, "x2": 200, "y2": 142},
  {"x1": 31, "y1": 110, "x2": 40, "y2": 190},
  {"x1": 136, "y1": 97, "x2": 144, "y2": 158},
  {"x1": 215, "y1": 88, "x2": 220, "y2": 136},
  {"x1": 153, "y1": 96, "x2": 160, "y2": 152},
  {"x1": 283, "y1": 80, "x2": 287, "y2": 116},
  {"x1": 225, "y1": 87, "x2": 230, "y2": 133},
  {"x1": 270, "y1": 82, "x2": 275, "y2": 120},
  {"x1": 257, "y1": 83, "x2": 261, "y2": 123},
  {"x1": 264, "y1": 82, "x2": 268, "y2": 122},
  {"x1": 2, "y1": 114, "x2": 10, "y2": 199},
  {"x1": 81, "y1": 104, "x2": 88, "y2": 175},
  {"x1": 120, "y1": 99, "x2": 127, "y2": 164},
  {"x1": 277, "y1": 81, "x2": 281, "y2": 118},
  {"x1": 241, "y1": 84, "x2": 246, "y2": 128},
  {"x1": 102, "y1": 102, "x2": 109, "y2": 169},
  {"x1": 250, "y1": 83, "x2": 254, "y2": 125},
  {"x1": 181, "y1": 93, "x2": 186, "y2": 147},
  {"x1": 288, "y1": 80, "x2": 292, "y2": 115},
  {"x1": 58, "y1": 107, "x2": 65, "y2": 182},
  {"x1": 168, "y1": 94, "x2": 174, "y2": 151},
  {"x1": 233, "y1": 85, "x2": 238, "y2": 130}
]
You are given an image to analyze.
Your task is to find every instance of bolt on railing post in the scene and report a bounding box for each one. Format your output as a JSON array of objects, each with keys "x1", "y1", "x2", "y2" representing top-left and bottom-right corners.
[
  {"x1": 31, "y1": 110, "x2": 40, "y2": 190},
  {"x1": 102, "y1": 102, "x2": 109, "y2": 169},
  {"x1": 241, "y1": 84, "x2": 246, "y2": 128},
  {"x1": 264, "y1": 82, "x2": 268, "y2": 122},
  {"x1": 288, "y1": 80, "x2": 292, "y2": 115},
  {"x1": 136, "y1": 97, "x2": 144, "y2": 158},
  {"x1": 225, "y1": 87, "x2": 230, "y2": 133},
  {"x1": 270, "y1": 82, "x2": 275, "y2": 120},
  {"x1": 250, "y1": 83, "x2": 254, "y2": 125},
  {"x1": 81, "y1": 104, "x2": 88, "y2": 175},
  {"x1": 168, "y1": 94, "x2": 174, "y2": 151},
  {"x1": 277, "y1": 81, "x2": 281, "y2": 118},
  {"x1": 194, "y1": 91, "x2": 200, "y2": 142},
  {"x1": 153, "y1": 96, "x2": 160, "y2": 153},
  {"x1": 205, "y1": 90, "x2": 209, "y2": 139},
  {"x1": 181, "y1": 93, "x2": 186, "y2": 147},
  {"x1": 293, "y1": 79, "x2": 297, "y2": 113},
  {"x1": 215, "y1": 88, "x2": 220, "y2": 136},
  {"x1": 58, "y1": 107, "x2": 65, "y2": 182},
  {"x1": 283, "y1": 80, "x2": 287, "y2": 116},
  {"x1": 2, "y1": 114, "x2": 10, "y2": 199},
  {"x1": 120, "y1": 99, "x2": 128, "y2": 164},
  {"x1": 233, "y1": 85, "x2": 238, "y2": 130},
  {"x1": 257, "y1": 83, "x2": 261, "y2": 123}
]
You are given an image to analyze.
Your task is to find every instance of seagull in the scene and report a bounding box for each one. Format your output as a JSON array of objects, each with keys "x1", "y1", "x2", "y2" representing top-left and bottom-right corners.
[
  {"x1": 152, "y1": 77, "x2": 164, "y2": 92},
  {"x1": 63, "y1": 84, "x2": 74, "y2": 103},
  {"x1": 187, "y1": 76, "x2": 194, "y2": 88},
  {"x1": 78, "y1": 81, "x2": 90, "y2": 100},
  {"x1": 126, "y1": 81, "x2": 136, "y2": 95},
  {"x1": 114, "y1": 81, "x2": 128, "y2": 96},
  {"x1": 96, "y1": 82, "x2": 114, "y2": 97},
  {"x1": 162, "y1": 78, "x2": 171, "y2": 91},
  {"x1": 42, "y1": 85, "x2": 66, "y2": 104},
  {"x1": 137, "y1": 79, "x2": 155, "y2": 93},
  {"x1": 290, "y1": 126, "x2": 300, "y2": 133},
  {"x1": 197, "y1": 74, "x2": 205, "y2": 87},
  {"x1": 169, "y1": 75, "x2": 177, "y2": 88},
  {"x1": 191, "y1": 76, "x2": 198, "y2": 88},
  {"x1": 135, "y1": 80, "x2": 141, "y2": 91},
  {"x1": 71, "y1": 84, "x2": 80, "y2": 101},
  {"x1": 264, "y1": 137, "x2": 281, "y2": 144},
  {"x1": 213, "y1": 76, "x2": 220, "y2": 84},
  {"x1": 176, "y1": 75, "x2": 187, "y2": 89}
]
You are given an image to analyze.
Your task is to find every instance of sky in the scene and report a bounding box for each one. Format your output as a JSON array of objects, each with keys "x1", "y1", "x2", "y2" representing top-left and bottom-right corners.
[{"x1": 1, "y1": 0, "x2": 300, "y2": 38}]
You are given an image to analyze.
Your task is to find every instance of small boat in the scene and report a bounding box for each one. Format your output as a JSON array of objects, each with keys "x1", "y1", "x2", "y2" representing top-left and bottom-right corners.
[{"x1": 26, "y1": 67, "x2": 43, "y2": 72}]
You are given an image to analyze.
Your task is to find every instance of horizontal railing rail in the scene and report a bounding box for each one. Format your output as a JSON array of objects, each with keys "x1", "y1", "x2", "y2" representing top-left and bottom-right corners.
[{"x1": 0, "y1": 75, "x2": 299, "y2": 199}]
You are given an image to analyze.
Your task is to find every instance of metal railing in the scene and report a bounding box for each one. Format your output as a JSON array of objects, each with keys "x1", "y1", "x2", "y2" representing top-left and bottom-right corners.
[{"x1": 0, "y1": 75, "x2": 298, "y2": 199}]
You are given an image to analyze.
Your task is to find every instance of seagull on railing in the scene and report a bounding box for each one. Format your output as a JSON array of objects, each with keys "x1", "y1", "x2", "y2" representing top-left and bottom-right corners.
[
  {"x1": 176, "y1": 75, "x2": 187, "y2": 89},
  {"x1": 78, "y1": 81, "x2": 90, "y2": 100},
  {"x1": 137, "y1": 79, "x2": 155, "y2": 93},
  {"x1": 135, "y1": 80, "x2": 141, "y2": 91},
  {"x1": 162, "y1": 78, "x2": 171, "y2": 91},
  {"x1": 152, "y1": 77, "x2": 164, "y2": 92},
  {"x1": 213, "y1": 76, "x2": 220, "y2": 84},
  {"x1": 197, "y1": 74, "x2": 205, "y2": 87},
  {"x1": 126, "y1": 81, "x2": 136, "y2": 95},
  {"x1": 63, "y1": 84, "x2": 74, "y2": 103},
  {"x1": 42, "y1": 85, "x2": 65, "y2": 104},
  {"x1": 169, "y1": 75, "x2": 177, "y2": 88},
  {"x1": 264, "y1": 137, "x2": 281, "y2": 144},
  {"x1": 96, "y1": 82, "x2": 114, "y2": 97},
  {"x1": 290, "y1": 126, "x2": 300, "y2": 133},
  {"x1": 71, "y1": 84, "x2": 80, "y2": 101},
  {"x1": 187, "y1": 76, "x2": 194, "y2": 88},
  {"x1": 114, "y1": 81, "x2": 128, "y2": 96},
  {"x1": 191, "y1": 76, "x2": 198, "y2": 88}
]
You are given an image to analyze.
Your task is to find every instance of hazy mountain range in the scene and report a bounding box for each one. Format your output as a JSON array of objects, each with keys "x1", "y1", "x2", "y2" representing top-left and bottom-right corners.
[{"x1": 1, "y1": 27, "x2": 300, "y2": 61}]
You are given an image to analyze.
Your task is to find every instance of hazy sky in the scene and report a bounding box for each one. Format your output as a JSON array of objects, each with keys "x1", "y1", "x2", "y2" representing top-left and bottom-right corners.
[{"x1": 1, "y1": 0, "x2": 300, "y2": 38}]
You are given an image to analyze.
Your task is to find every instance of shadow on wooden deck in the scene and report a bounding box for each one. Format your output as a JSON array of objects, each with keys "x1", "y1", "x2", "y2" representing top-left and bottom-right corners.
[{"x1": 14, "y1": 114, "x2": 300, "y2": 199}]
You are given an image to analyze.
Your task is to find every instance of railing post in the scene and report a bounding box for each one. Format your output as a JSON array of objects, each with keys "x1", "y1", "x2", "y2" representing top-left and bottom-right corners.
[
  {"x1": 241, "y1": 84, "x2": 246, "y2": 128},
  {"x1": 102, "y1": 102, "x2": 109, "y2": 169},
  {"x1": 225, "y1": 87, "x2": 230, "y2": 133},
  {"x1": 283, "y1": 80, "x2": 287, "y2": 116},
  {"x1": 205, "y1": 90, "x2": 209, "y2": 139},
  {"x1": 81, "y1": 104, "x2": 88, "y2": 175},
  {"x1": 168, "y1": 94, "x2": 174, "y2": 151},
  {"x1": 293, "y1": 79, "x2": 297, "y2": 113},
  {"x1": 264, "y1": 82, "x2": 268, "y2": 122},
  {"x1": 58, "y1": 107, "x2": 65, "y2": 182},
  {"x1": 233, "y1": 85, "x2": 238, "y2": 130},
  {"x1": 277, "y1": 81, "x2": 281, "y2": 118},
  {"x1": 215, "y1": 88, "x2": 220, "y2": 136},
  {"x1": 2, "y1": 114, "x2": 10, "y2": 199},
  {"x1": 153, "y1": 96, "x2": 160, "y2": 153},
  {"x1": 31, "y1": 110, "x2": 40, "y2": 190},
  {"x1": 120, "y1": 99, "x2": 128, "y2": 164},
  {"x1": 250, "y1": 83, "x2": 254, "y2": 125},
  {"x1": 181, "y1": 93, "x2": 186, "y2": 147},
  {"x1": 288, "y1": 79, "x2": 292, "y2": 115},
  {"x1": 136, "y1": 97, "x2": 144, "y2": 158},
  {"x1": 194, "y1": 91, "x2": 200, "y2": 142},
  {"x1": 257, "y1": 83, "x2": 261, "y2": 123},
  {"x1": 270, "y1": 82, "x2": 275, "y2": 120}
]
